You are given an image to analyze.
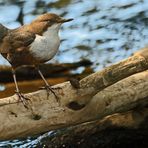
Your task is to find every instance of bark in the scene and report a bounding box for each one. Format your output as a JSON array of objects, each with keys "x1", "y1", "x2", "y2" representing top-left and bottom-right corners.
[{"x1": 0, "y1": 47, "x2": 148, "y2": 140}]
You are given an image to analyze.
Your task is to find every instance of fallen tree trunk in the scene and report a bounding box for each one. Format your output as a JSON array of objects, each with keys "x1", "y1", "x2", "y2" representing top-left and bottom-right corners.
[
  {"x1": 40, "y1": 108, "x2": 148, "y2": 147},
  {"x1": 0, "y1": 47, "x2": 148, "y2": 140}
]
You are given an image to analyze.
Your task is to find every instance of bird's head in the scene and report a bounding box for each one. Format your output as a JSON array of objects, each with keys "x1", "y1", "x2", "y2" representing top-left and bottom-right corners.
[{"x1": 31, "y1": 13, "x2": 73, "y2": 31}]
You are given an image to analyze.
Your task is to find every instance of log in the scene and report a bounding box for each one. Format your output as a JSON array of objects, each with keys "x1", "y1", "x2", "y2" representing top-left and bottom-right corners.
[
  {"x1": 41, "y1": 108, "x2": 148, "y2": 147},
  {"x1": 0, "y1": 47, "x2": 148, "y2": 140}
]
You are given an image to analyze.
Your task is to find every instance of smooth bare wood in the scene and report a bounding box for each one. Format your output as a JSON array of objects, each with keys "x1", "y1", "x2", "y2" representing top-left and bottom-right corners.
[
  {"x1": 0, "y1": 71, "x2": 148, "y2": 140},
  {"x1": 0, "y1": 48, "x2": 148, "y2": 140}
]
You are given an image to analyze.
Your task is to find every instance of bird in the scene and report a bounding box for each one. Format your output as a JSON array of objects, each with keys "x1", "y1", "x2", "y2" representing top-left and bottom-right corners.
[{"x1": 0, "y1": 13, "x2": 73, "y2": 108}]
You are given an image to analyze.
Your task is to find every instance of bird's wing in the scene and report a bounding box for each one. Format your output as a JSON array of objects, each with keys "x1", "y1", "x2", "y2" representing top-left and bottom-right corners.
[{"x1": 0, "y1": 30, "x2": 36, "y2": 53}]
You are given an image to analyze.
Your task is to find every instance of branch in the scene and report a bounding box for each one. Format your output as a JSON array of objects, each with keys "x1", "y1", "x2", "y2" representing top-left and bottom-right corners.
[{"x1": 0, "y1": 48, "x2": 148, "y2": 140}]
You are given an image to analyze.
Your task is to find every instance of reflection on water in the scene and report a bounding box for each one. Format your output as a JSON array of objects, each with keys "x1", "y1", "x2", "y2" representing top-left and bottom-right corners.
[
  {"x1": 0, "y1": 0, "x2": 148, "y2": 147},
  {"x1": 0, "y1": 131, "x2": 54, "y2": 148}
]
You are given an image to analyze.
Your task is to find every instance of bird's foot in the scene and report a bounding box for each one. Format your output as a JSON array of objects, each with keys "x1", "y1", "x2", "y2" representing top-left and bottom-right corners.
[
  {"x1": 15, "y1": 91, "x2": 30, "y2": 109},
  {"x1": 40, "y1": 85, "x2": 60, "y2": 102}
]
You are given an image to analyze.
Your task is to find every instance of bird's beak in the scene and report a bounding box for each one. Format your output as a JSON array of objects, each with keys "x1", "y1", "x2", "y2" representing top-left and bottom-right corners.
[{"x1": 59, "y1": 18, "x2": 74, "y2": 23}]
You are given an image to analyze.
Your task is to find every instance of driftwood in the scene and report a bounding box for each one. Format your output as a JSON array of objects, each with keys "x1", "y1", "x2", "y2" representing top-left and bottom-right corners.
[
  {"x1": 40, "y1": 108, "x2": 148, "y2": 147},
  {"x1": 0, "y1": 47, "x2": 148, "y2": 140}
]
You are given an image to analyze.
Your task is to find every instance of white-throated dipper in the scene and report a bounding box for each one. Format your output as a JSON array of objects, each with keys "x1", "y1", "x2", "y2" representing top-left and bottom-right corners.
[{"x1": 0, "y1": 13, "x2": 73, "y2": 107}]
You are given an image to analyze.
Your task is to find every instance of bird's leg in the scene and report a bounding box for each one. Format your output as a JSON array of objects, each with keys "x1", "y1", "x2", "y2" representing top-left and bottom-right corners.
[
  {"x1": 12, "y1": 68, "x2": 30, "y2": 108},
  {"x1": 36, "y1": 67, "x2": 59, "y2": 102}
]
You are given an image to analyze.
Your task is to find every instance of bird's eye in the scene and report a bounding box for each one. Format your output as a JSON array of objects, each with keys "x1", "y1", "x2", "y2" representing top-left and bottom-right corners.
[{"x1": 47, "y1": 20, "x2": 54, "y2": 26}]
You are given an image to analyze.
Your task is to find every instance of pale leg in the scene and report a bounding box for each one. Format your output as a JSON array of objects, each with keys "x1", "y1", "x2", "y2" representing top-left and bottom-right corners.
[
  {"x1": 12, "y1": 68, "x2": 29, "y2": 108},
  {"x1": 36, "y1": 67, "x2": 59, "y2": 102}
]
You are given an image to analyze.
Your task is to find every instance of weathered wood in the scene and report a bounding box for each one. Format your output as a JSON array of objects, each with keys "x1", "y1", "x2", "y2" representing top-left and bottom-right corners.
[
  {"x1": 42, "y1": 108, "x2": 148, "y2": 147},
  {"x1": 0, "y1": 48, "x2": 148, "y2": 140}
]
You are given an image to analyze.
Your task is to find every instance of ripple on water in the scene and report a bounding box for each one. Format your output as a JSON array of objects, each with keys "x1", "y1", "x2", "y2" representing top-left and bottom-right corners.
[{"x1": 0, "y1": 0, "x2": 148, "y2": 70}]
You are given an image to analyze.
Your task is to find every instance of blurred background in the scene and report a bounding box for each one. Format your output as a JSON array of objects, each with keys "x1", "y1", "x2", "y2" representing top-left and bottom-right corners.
[{"x1": 0, "y1": 0, "x2": 148, "y2": 147}]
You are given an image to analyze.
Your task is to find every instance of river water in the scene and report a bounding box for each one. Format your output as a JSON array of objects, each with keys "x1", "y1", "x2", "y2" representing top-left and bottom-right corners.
[{"x1": 0, "y1": 0, "x2": 148, "y2": 147}]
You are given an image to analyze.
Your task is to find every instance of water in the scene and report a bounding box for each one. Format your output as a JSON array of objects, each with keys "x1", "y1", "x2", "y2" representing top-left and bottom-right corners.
[{"x1": 0, "y1": 0, "x2": 148, "y2": 147}]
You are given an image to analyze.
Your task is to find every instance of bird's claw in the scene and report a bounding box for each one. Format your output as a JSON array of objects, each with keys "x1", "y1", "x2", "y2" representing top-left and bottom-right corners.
[
  {"x1": 15, "y1": 91, "x2": 30, "y2": 109},
  {"x1": 40, "y1": 85, "x2": 59, "y2": 102}
]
